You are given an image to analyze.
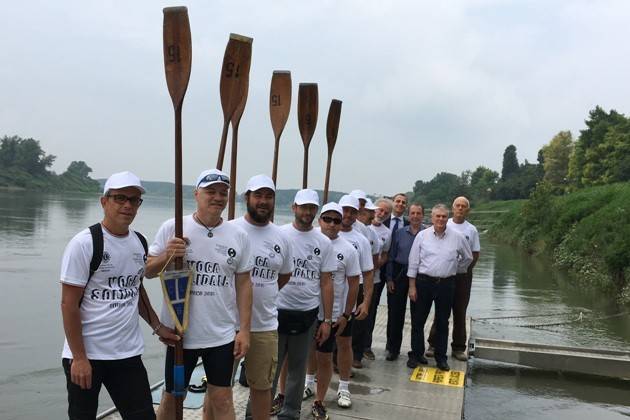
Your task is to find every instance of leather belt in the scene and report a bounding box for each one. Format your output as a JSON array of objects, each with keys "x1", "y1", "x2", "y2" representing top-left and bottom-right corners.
[{"x1": 417, "y1": 274, "x2": 455, "y2": 283}]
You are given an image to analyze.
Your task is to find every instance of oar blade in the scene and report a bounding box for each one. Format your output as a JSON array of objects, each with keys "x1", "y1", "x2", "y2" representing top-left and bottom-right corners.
[
  {"x1": 270, "y1": 71, "x2": 292, "y2": 139},
  {"x1": 297, "y1": 83, "x2": 318, "y2": 148},
  {"x1": 163, "y1": 7, "x2": 192, "y2": 109},
  {"x1": 220, "y1": 34, "x2": 253, "y2": 123},
  {"x1": 326, "y1": 99, "x2": 342, "y2": 152}
]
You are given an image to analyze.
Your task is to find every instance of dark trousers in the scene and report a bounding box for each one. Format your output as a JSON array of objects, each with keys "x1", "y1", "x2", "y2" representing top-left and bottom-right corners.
[
  {"x1": 428, "y1": 271, "x2": 472, "y2": 352},
  {"x1": 410, "y1": 275, "x2": 456, "y2": 364},
  {"x1": 385, "y1": 263, "x2": 410, "y2": 356},
  {"x1": 365, "y1": 279, "x2": 386, "y2": 351},
  {"x1": 62, "y1": 356, "x2": 155, "y2": 420},
  {"x1": 351, "y1": 284, "x2": 369, "y2": 361}
]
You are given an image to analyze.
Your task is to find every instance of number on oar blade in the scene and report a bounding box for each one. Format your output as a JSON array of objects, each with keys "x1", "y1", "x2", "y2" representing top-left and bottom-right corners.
[
  {"x1": 324, "y1": 99, "x2": 342, "y2": 203},
  {"x1": 270, "y1": 71, "x2": 292, "y2": 184},
  {"x1": 163, "y1": 7, "x2": 192, "y2": 109},
  {"x1": 298, "y1": 83, "x2": 318, "y2": 188},
  {"x1": 217, "y1": 34, "x2": 253, "y2": 169}
]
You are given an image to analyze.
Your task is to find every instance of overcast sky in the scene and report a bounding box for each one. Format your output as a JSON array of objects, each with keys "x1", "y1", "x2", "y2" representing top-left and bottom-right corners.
[{"x1": 2, "y1": 0, "x2": 630, "y2": 196}]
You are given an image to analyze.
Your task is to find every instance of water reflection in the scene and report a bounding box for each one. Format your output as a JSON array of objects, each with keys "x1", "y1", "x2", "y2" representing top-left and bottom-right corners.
[
  {"x1": 0, "y1": 191, "x2": 48, "y2": 236},
  {"x1": 57, "y1": 193, "x2": 93, "y2": 220}
]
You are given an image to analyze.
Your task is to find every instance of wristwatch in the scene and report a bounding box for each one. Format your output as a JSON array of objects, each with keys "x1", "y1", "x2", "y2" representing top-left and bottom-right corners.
[
  {"x1": 342, "y1": 313, "x2": 353, "y2": 321},
  {"x1": 323, "y1": 319, "x2": 333, "y2": 325}
]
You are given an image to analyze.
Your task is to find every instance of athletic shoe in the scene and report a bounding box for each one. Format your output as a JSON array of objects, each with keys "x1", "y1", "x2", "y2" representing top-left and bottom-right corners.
[
  {"x1": 337, "y1": 390, "x2": 352, "y2": 408},
  {"x1": 385, "y1": 351, "x2": 399, "y2": 361},
  {"x1": 352, "y1": 359, "x2": 363, "y2": 369},
  {"x1": 303, "y1": 385, "x2": 315, "y2": 400},
  {"x1": 407, "y1": 354, "x2": 428, "y2": 368},
  {"x1": 311, "y1": 400, "x2": 329, "y2": 420},
  {"x1": 425, "y1": 346, "x2": 435, "y2": 358},
  {"x1": 452, "y1": 351, "x2": 468, "y2": 361},
  {"x1": 270, "y1": 394, "x2": 284, "y2": 415},
  {"x1": 436, "y1": 361, "x2": 451, "y2": 371},
  {"x1": 363, "y1": 350, "x2": 376, "y2": 360}
]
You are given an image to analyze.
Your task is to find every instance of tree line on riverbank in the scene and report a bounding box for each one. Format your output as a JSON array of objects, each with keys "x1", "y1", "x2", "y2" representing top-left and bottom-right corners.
[
  {"x1": 0, "y1": 135, "x2": 100, "y2": 192},
  {"x1": 410, "y1": 106, "x2": 629, "y2": 206}
]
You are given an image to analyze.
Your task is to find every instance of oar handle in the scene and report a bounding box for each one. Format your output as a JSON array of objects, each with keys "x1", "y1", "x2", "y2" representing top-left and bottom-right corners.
[
  {"x1": 323, "y1": 151, "x2": 333, "y2": 203},
  {"x1": 272, "y1": 135, "x2": 281, "y2": 186},
  {"x1": 302, "y1": 146, "x2": 310, "y2": 189}
]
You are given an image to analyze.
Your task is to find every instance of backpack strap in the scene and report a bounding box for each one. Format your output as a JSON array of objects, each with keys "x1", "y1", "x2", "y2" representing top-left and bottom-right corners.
[
  {"x1": 82, "y1": 223, "x2": 104, "y2": 307},
  {"x1": 134, "y1": 231, "x2": 148, "y2": 257}
]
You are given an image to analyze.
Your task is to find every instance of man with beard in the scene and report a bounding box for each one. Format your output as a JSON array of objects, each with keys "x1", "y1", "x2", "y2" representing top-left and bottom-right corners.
[
  {"x1": 231, "y1": 175, "x2": 294, "y2": 420},
  {"x1": 270, "y1": 189, "x2": 336, "y2": 420},
  {"x1": 303, "y1": 202, "x2": 361, "y2": 419},
  {"x1": 146, "y1": 169, "x2": 253, "y2": 420},
  {"x1": 426, "y1": 196, "x2": 480, "y2": 362},
  {"x1": 407, "y1": 204, "x2": 473, "y2": 372},
  {"x1": 338, "y1": 195, "x2": 374, "y2": 381}
]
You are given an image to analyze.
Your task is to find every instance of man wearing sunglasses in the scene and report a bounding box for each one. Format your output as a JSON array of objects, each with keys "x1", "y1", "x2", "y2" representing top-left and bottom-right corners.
[
  {"x1": 336, "y1": 194, "x2": 374, "y2": 407},
  {"x1": 60, "y1": 171, "x2": 177, "y2": 420},
  {"x1": 146, "y1": 169, "x2": 253, "y2": 420},
  {"x1": 230, "y1": 174, "x2": 294, "y2": 420},
  {"x1": 271, "y1": 189, "x2": 336, "y2": 420},
  {"x1": 302, "y1": 202, "x2": 361, "y2": 419}
]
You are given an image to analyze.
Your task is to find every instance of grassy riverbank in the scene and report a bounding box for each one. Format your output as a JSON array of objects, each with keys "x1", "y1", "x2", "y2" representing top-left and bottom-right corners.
[{"x1": 481, "y1": 183, "x2": 630, "y2": 303}]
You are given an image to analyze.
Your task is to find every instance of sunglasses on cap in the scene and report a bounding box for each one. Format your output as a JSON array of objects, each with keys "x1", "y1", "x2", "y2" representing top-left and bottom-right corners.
[
  {"x1": 197, "y1": 173, "x2": 230, "y2": 187},
  {"x1": 106, "y1": 194, "x2": 143, "y2": 207},
  {"x1": 320, "y1": 216, "x2": 342, "y2": 225}
]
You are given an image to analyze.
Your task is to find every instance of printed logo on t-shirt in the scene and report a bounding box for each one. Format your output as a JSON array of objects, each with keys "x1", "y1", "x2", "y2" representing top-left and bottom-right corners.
[
  {"x1": 103, "y1": 251, "x2": 111, "y2": 263},
  {"x1": 187, "y1": 260, "x2": 230, "y2": 289},
  {"x1": 132, "y1": 252, "x2": 146, "y2": 265},
  {"x1": 314, "y1": 247, "x2": 320, "y2": 256},
  {"x1": 90, "y1": 268, "x2": 143, "y2": 308},
  {"x1": 252, "y1": 255, "x2": 278, "y2": 281},
  {"x1": 273, "y1": 244, "x2": 281, "y2": 254},
  {"x1": 337, "y1": 253, "x2": 344, "y2": 261}
]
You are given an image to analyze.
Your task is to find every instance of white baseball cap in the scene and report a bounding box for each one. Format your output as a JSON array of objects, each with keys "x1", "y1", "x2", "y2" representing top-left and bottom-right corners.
[
  {"x1": 320, "y1": 202, "x2": 343, "y2": 217},
  {"x1": 350, "y1": 189, "x2": 367, "y2": 201},
  {"x1": 246, "y1": 174, "x2": 275, "y2": 193},
  {"x1": 103, "y1": 171, "x2": 145, "y2": 195},
  {"x1": 339, "y1": 194, "x2": 359, "y2": 210},
  {"x1": 196, "y1": 169, "x2": 230, "y2": 189},
  {"x1": 294, "y1": 189, "x2": 319, "y2": 206},
  {"x1": 364, "y1": 198, "x2": 378, "y2": 211}
]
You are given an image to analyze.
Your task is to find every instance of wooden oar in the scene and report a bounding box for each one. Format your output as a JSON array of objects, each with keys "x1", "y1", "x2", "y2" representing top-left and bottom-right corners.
[
  {"x1": 162, "y1": 8, "x2": 191, "y2": 420},
  {"x1": 297, "y1": 83, "x2": 318, "y2": 188},
  {"x1": 227, "y1": 80, "x2": 250, "y2": 220},
  {"x1": 323, "y1": 99, "x2": 342, "y2": 203},
  {"x1": 217, "y1": 34, "x2": 253, "y2": 170},
  {"x1": 269, "y1": 71, "x2": 292, "y2": 185}
]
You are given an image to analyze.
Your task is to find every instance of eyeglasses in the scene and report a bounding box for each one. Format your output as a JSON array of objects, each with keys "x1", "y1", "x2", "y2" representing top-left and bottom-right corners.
[
  {"x1": 320, "y1": 216, "x2": 342, "y2": 225},
  {"x1": 197, "y1": 173, "x2": 230, "y2": 187},
  {"x1": 106, "y1": 194, "x2": 143, "y2": 207}
]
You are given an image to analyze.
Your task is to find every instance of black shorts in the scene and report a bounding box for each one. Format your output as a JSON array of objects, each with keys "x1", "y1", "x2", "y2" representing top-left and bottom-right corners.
[
  {"x1": 339, "y1": 318, "x2": 353, "y2": 338},
  {"x1": 315, "y1": 318, "x2": 353, "y2": 352},
  {"x1": 164, "y1": 341, "x2": 235, "y2": 391}
]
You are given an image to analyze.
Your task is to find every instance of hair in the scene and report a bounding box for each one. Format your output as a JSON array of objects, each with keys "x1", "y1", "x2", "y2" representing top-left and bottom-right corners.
[
  {"x1": 452, "y1": 196, "x2": 470, "y2": 208},
  {"x1": 409, "y1": 202, "x2": 424, "y2": 213},
  {"x1": 431, "y1": 203, "x2": 449, "y2": 215},
  {"x1": 375, "y1": 197, "x2": 393, "y2": 211},
  {"x1": 392, "y1": 193, "x2": 408, "y2": 201}
]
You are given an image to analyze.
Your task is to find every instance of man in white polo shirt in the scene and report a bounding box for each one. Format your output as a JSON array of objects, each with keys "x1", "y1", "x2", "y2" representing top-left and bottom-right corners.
[
  {"x1": 426, "y1": 196, "x2": 480, "y2": 362},
  {"x1": 303, "y1": 202, "x2": 361, "y2": 419},
  {"x1": 338, "y1": 195, "x2": 374, "y2": 378},
  {"x1": 60, "y1": 171, "x2": 178, "y2": 420},
  {"x1": 231, "y1": 174, "x2": 294, "y2": 420},
  {"x1": 146, "y1": 169, "x2": 253, "y2": 420},
  {"x1": 407, "y1": 204, "x2": 472, "y2": 372},
  {"x1": 271, "y1": 189, "x2": 336, "y2": 420}
]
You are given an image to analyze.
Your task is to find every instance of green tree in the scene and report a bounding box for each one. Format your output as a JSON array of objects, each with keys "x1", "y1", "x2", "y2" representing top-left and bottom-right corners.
[
  {"x1": 501, "y1": 145, "x2": 519, "y2": 180},
  {"x1": 65, "y1": 161, "x2": 93, "y2": 178},
  {"x1": 541, "y1": 131, "x2": 574, "y2": 190},
  {"x1": 0, "y1": 135, "x2": 55, "y2": 175},
  {"x1": 470, "y1": 166, "x2": 499, "y2": 201},
  {"x1": 413, "y1": 172, "x2": 470, "y2": 206}
]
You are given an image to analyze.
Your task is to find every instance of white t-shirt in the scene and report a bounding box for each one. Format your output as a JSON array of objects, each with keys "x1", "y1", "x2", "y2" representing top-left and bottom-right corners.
[
  {"x1": 276, "y1": 224, "x2": 337, "y2": 311},
  {"x1": 230, "y1": 217, "x2": 293, "y2": 332},
  {"x1": 149, "y1": 215, "x2": 252, "y2": 349},
  {"x1": 370, "y1": 223, "x2": 392, "y2": 283},
  {"x1": 447, "y1": 218, "x2": 481, "y2": 273},
  {"x1": 60, "y1": 228, "x2": 146, "y2": 360},
  {"x1": 339, "y1": 228, "x2": 374, "y2": 284},
  {"x1": 318, "y1": 234, "x2": 361, "y2": 320}
]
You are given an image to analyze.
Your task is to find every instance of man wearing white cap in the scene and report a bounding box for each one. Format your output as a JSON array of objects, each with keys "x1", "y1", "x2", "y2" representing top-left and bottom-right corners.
[
  {"x1": 146, "y1": 169, "x2": 253, "y2": 420},
  {"x1": 271, "y1": 189, "x2": 336, "y2": 420},
  {"x1": 338, "y1": 195, "x2": 374, "y2": 375},
  {"x1": 303, "y1": 202, "x2": 361, "y2": 419},
  {"x1": 60, "y1": 171, "x2": 177, "y2": 419},
  {"x1": 230, "y1": 174, "x2": 294, "y2": 420}
]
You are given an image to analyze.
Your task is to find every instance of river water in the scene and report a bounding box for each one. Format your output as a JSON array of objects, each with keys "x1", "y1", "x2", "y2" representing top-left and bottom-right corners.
[{"x1": 0, "y1": 191, "x2": 629, "y2": 419}]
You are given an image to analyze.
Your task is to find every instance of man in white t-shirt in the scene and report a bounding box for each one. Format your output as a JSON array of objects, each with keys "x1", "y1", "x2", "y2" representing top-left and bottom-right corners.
[
  {"x1": 60, "y1": 171, "x2": 178, "y2": 420},
  {"x1": 426, "y1": 196, "x2": 480, "y2": 362},
  {"x1": 145, "y1": 169, "x2": 253, "y2": 420},
  {"x1": 303, "y1": 202, "x2": 361, "y2": 419},
  {"x1": 364, "y1": 198, "x2": 393, "y2": 360},
  {"x1": 337, "y1": 194, "x2": 374, "y2": 405},
  {"x1": 230, "y1": 174, "x2": 293, "y2": 420},
  {"x1": 270, "y1": 189, "x2": 336, "y2": 420}
]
